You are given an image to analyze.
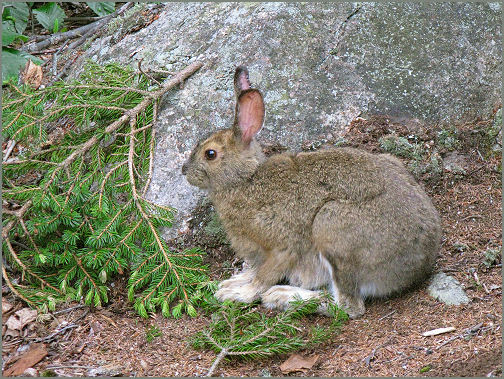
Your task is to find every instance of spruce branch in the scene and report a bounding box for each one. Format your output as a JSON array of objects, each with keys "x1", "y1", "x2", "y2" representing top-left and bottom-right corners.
[
  {"x1": 4, "y1": 237, "x2": 62, "y2": 294},
  {"x1": 2, "y1": 265, "x2": 36, "y2": 307},
  {"x1": 2, "y1": 61, "x2": 205, "y2": 313},
  {"x1": 194, "y1": 297, "x2": 348, "y2": 376}
]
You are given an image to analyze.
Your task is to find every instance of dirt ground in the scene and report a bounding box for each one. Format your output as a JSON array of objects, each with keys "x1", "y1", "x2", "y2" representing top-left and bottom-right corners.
[{"x1": 2, "y1": 115, "x2": 502, "y2": 377}]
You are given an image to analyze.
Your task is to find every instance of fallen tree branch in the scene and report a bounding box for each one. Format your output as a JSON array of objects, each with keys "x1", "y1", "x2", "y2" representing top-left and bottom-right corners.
[
  {"x1": 2, "y1": 200, "x2": 32, "y2": 239},
  {"x1": 2, "y1": 265, "x2": 36, "y2": 306},
  {"x1": 23, "y1": 3, "x2": 133, "y2": 53},
  {"x1": 3, "y1": 140, "x2": 17, "y2": 162},
  {"x1": 206, "y1": 348, "x2": 228, "y2": 377},
  {"x1": 2, "y1": 61, "x2": 204, "y2": 307}
]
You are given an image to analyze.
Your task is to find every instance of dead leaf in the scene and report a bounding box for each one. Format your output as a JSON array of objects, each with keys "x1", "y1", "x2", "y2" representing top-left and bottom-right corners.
[
  {"x1": 4, "y1": 343, "x2": 48, "y2": 376},
  {"x1": 2, "y1": 298, "x2": 13, "y2": 314},
  {"x1": 21, "y1": 60, "x2": 43, "y2": 89},
  {"x1": 100, "y1": 314, "x2": 118, "y2": 327},
  {"x1": 6, "y1": 308, "x2": 37, "y2": 332},
  {"x1": 279, "y1": 353, "x2": 319, "y2": 374}
]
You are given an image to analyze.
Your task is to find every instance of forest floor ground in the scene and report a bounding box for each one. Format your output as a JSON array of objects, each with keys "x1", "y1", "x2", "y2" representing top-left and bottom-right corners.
[{"x1": 3, "y1": 115, "x2": 502, "y2": 377}]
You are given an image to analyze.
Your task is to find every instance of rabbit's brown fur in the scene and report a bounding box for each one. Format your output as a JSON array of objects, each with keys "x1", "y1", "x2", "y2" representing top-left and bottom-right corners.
[{"x1": 182, "y1": 66, "x2": 441, "y2": 318}]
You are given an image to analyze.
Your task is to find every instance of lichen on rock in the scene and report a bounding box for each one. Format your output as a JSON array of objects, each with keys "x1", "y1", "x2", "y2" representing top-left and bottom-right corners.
[{"x1": 69, "y1": 2, "x2": 502, "y2": 238}]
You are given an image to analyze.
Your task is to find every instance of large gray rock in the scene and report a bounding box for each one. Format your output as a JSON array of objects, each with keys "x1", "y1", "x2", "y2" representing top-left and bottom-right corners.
[
  {"x1": 73, "y1": 2, "x2": 502, "y2": 238},
  {"x1": 427, "y1": 272, "x2": 470, "y2": 306}
]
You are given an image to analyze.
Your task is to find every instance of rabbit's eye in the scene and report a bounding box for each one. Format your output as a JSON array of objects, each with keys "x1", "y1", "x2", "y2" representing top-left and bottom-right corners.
[{"x1": 205, "y1": 149, "x2": 217, "y2": 160}]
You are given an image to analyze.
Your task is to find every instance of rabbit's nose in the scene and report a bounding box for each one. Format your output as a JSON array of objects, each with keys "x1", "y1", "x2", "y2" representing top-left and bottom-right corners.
[{"x1": 181, "y1": 163, "x2": 188, "y2": 175}]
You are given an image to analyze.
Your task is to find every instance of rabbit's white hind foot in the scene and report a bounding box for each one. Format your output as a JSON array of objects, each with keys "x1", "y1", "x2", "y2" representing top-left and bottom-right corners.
[
  {"x1": 260, "y1": 285, "x2": 329, "y2": 315},
  {"x1": 338, "y1": 293, "x2": 365, "y2": 319}
]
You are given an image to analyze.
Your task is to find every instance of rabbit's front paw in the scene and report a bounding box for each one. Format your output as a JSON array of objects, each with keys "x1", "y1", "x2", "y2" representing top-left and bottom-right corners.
[
  {"x1": 218, "y1": 270, "x2": 255, "y2": 290},
  {"x1": 215, "y1": 282, "x2": 261, "y2": 303}
]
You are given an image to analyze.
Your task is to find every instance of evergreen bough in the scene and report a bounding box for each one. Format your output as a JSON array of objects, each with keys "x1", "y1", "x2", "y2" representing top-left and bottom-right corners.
[
  {"x1": 2, "y1": 60, "x2": 208, "y2": 318},
  {"x1": 192, "y1": 296, "x2": 348, "y2": 376}
]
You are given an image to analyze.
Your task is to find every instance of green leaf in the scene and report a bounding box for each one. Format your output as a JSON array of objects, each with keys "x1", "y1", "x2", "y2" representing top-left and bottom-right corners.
[
  {"x1": 128, "y1": 285, "x2": 135, "y2": 302},
  {"x1": 2, "y1": 21, "x2": 28, "y2": 46},
  {"x1": 94, "y1": 291, "x2": 102, "y2": 307},
  {"x1": 86, "y1": 2, "x2": 115, "y2": 17},
  {"x1": 60, "y1": 280, "x2": 67, "y2": 293},
  {"x1": 2, "y1": 48, "x2": 26, "y2": 83},
  {"x1": 33, "y1": 3, "x2": 65, "y2": 33},
  {"x1": 48, "y1": 297, "x2": 56, "y2": 311},
  {"x1": 2, "y1": 2, "x2": 30, "y2": 34},
  {"x1": 53, "y1": 17, "x2": 59, "y2": 33}
]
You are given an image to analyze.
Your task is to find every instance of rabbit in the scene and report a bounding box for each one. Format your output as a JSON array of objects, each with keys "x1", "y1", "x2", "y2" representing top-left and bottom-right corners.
[{"x1": 181, "y1": 66, "x2": 441, "y2": 319}]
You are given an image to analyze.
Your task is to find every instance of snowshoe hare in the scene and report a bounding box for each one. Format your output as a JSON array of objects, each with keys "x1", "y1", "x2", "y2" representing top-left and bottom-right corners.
[{"x1": 182, "y1": 66, "x2": 441, "y2": 318}]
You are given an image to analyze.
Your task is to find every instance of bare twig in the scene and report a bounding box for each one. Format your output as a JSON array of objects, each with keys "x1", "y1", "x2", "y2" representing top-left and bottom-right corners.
[
  {"x1": 142, "y1": 105, "x2": 157, "y2": 196},
  {"x1": 46, "y1": 365, "x2": 95, "y2": 370},
  {"x1": 363, "y1": 340, "x2": 393, "y2": 367},
  {"x1": 378, "y1": 310, "x2": 396, "y2": 321},
  {"x1": 70, "y1": 308, "x2": 90, "y2": 324},
  {"x1": 34, "y1": 323, "x2": 79, "y2": 343},
  {"x1": 67, "y1": 23, "x2": 99, "y2": 51},
  {"x1": 206, "y1": 348, "x2": 228, "y2": 377},
  {"x1": 23, "y1": 3, "x2": 133, "y2": 53},
  {"x1": 47, "y1": 54, "x2": 79, "y2": 85},
  {"x1": 52, "y1": 304, "x2": 86, "y2": 315},
  {"x1": 24, "y1": 23, "x2": 98, "y2": 52},
  {"x1": 3, "y1": 140, "x2": 17, "y2": 162},
  {"x1": 137, "y1": 58, "x2": 161, "y2": 86},
  {"x1": 461, "y1": 214, "x2": 483, "y2": 221},
  {"x1": 2, "y1": 200, "x2": 32, "y2": 239},
  {"x1": 436, "y1": 322, "x2": 485, "y2": 350},
  {"x1": 51, "y1": 40, "x2": 70, "y2": 77},
  {"x1": 2, "y1": 265, "x2": 36, "y2": 306}
]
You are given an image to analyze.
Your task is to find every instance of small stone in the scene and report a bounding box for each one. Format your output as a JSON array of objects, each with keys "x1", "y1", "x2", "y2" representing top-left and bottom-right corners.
[
  {"x1": 23, "y1": 368, "x2": 38, "y2": 377},
  {"x1": 443, "y1": 152, "x2": 468, "y2": 174},
  {"x1": 88, "y1": 366, "x2": 123, "y2": 377},
  {"x1": 260, "y1": 368, "x2": 272, "y2": 377},
  {"x1": 427, "y1": 272, "x2": 470, "y2": 305}
]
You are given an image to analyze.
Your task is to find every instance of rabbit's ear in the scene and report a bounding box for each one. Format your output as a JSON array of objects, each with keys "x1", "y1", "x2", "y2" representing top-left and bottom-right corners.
[
  {"x1": 234, "y1": 66, "x2": 251, "y2": 96},
  {"x1": 234, "y1": 89, "x2": 264, "y2": 146}
]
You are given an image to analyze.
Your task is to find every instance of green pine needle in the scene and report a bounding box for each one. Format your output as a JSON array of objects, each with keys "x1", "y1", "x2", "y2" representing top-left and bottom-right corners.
[
  {"x1": 2, "y1": 61, "x2": 208, "y2": 317},
  {"x1": 191, "y1": 295, "x2": 348, "y2": 376}
]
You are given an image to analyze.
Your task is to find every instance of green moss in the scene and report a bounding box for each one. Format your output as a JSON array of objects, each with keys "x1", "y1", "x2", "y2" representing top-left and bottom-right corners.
[
  {"x1": 482, "y1": 248, "x2": 501, "y2": 268},
  {"x1": 204, "y1": 212, "x2": 228, "y2": 244},
  {"x1": 436, "y1": 127, "x2": 461, "y2": 151},
  {"x1": 41, "y1": 371, "x2": 58, "y2": 377},
  {"x1": 379, "y1": 134, "x2": 424, "y2": 160},
  {"x1": 419, "y1": 365, "x2": 431, "y2": 373}
]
